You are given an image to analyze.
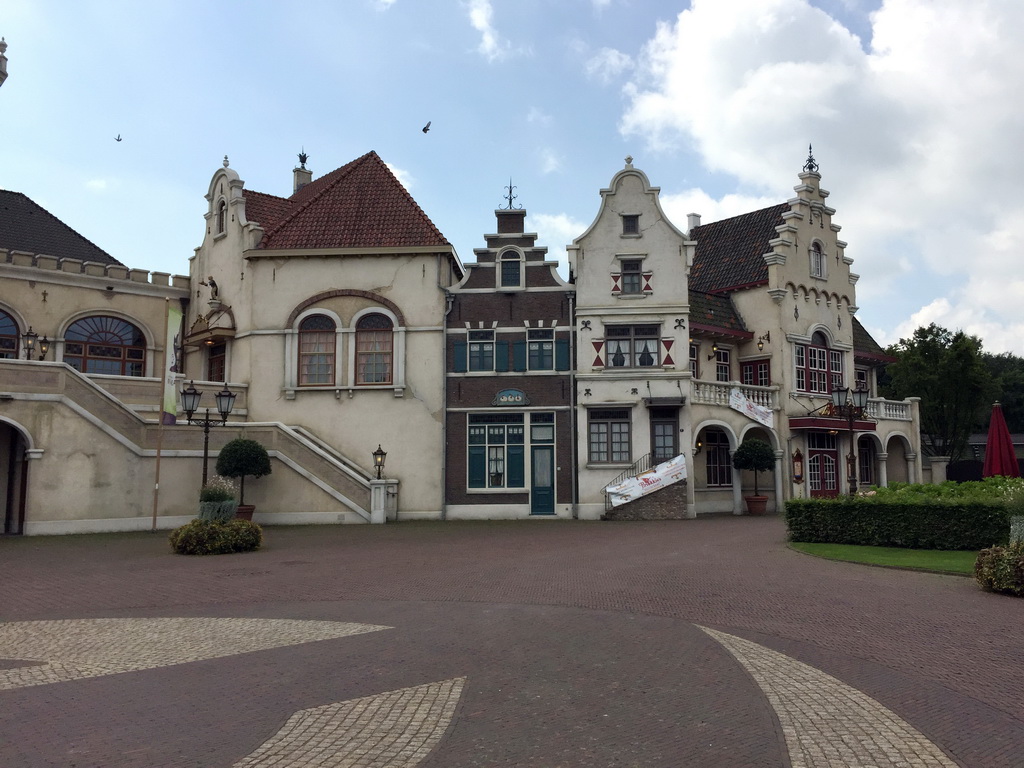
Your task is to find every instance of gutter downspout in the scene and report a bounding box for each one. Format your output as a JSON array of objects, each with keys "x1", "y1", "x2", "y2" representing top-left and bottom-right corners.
[
  {"x1": 440, "y1": 276, "x2": 455, "y2": 521},
  {"x1": 567, "y1": 289, "x2": 579, "y2": 519}
]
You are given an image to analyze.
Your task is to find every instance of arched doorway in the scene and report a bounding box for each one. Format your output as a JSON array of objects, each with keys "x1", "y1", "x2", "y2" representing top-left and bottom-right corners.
[{"x1": 0, "y1": 420, "x2": 29, "y2": 534}]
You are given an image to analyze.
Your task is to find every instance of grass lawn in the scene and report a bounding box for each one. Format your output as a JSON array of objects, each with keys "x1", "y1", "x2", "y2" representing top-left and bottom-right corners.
[{"x1": 789, "y1": 542, "x2": 978, "y2": 576}]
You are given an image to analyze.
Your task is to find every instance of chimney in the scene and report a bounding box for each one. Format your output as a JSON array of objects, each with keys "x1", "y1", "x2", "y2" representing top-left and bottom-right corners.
[
  {"x1": 496, "y1": 208, "x2": 526, "y2": 234},
  {"x1": 687, "y1": 212, "x2": 701, "y2": 232},
  {"x1": 293, "y1": 149, "x2": 312, "y2": 193}
]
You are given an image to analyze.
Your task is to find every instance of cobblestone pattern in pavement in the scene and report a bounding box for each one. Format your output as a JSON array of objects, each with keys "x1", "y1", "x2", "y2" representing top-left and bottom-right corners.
[
  {"x1": 0, "y1": 617, "x2": 390, "y2": 690},
  {"x1": 702, "y1": 626, "x2": 959, "y2": 768},
  {"x1": 233, "y1": 678, "x2": 464, "y2": 768}
]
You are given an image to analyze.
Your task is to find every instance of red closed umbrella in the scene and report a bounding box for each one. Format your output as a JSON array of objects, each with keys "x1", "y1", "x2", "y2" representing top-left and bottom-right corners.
[{"x1": 982, "y1": 402, "x2": 1020, "y2": 478}]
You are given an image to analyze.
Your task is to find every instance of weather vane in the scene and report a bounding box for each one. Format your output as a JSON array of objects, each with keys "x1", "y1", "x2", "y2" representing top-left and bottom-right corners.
[
  {"x1": 502, "y1": 177, "x2": 522, "y2": 210},
  {"x1": 803, "y1": 143, "x2": 819, "y2": 173},
  {"x1": 298, "y1": 148, "x2": 308, "y2": 169}
]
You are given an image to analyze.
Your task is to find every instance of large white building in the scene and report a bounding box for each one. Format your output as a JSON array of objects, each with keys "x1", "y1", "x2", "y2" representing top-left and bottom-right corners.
[{"x1": 0, "y1": 150, "x2": 925, "y2": 533}]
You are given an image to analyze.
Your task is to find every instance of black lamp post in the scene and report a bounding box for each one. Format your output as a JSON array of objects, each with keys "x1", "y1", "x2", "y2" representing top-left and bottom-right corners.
[
  {"x1": 372, "y1": 444, "x2": 387, "y2": 479},
  {"x1": 22, "y1": 327, "x2": 37, "y2": 359},
  {"x1": 831, "y1": 384, "x2": 869, "y2": 495},
  {"x1": 180, "y1": 380, "x2": 237, "y2": 487}
]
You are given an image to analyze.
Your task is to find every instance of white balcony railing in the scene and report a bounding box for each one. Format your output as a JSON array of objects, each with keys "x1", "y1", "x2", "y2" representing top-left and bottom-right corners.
[
  {"x1": 691, "y1": 381, "x2": 777, "y2": 410},
  {"x1": 866, "y1": 398, "x2": 912, "y2": 422}
]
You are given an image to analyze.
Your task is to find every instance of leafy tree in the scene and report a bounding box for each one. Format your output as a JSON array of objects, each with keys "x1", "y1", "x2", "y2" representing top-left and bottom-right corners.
[
  {"x1": 215, "y1": 438, "x2": 272, "y2": 505},
  {"x1": 977, "y1": 351, "x2": 1024, "y2": 434},
  {"x1": 731, "y1": 438, "x2": 776, "y2": 496},
  {"x1": 881, "y1": 324, "x2": 995, "y2": 462}
]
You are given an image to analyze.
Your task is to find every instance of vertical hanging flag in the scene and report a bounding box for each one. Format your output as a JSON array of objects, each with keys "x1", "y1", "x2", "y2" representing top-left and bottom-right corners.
[{"x1": 162, "y1": 303, "x2": 182, "y2": 425}]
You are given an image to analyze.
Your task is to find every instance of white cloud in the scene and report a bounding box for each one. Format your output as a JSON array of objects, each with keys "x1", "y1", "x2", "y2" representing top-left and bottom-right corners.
[
  {"x1": 374, "y1": 0, "x2": 397, "y2": 8},
  {"x1": 85, "y1": 179, "x2": 109, "y2": 192},
  {"x1": 620, "y1": 0, "x2": 1024, "y2": 352},
  {"x1": 592, "y1": 0, "x2": 613, "y2": 10},
  {"x1": 660, "y1": 188, "x2": 780, "y2": 231},
  {"x1": 539, "y1": 148, "x2": 561, "y2": 175},
  {"x1": 386, "y1": 163, "x2": 415, "y2": 190},
  {"x1": 467, "y1": 0, "x2": 510, "y2": 62},
  {"x1": 527, "y1": 107, "x2": 551, "y2": 125},
  {"x1": 530, "y1": 212, "x2": 588, "y2": 279},
  {"x1": 585, "y1": 47, "x2": 633, "y2": 83}
]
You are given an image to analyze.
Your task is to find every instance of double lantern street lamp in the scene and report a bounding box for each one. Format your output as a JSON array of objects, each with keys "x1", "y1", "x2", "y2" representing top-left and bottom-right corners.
[
  {"x1": 22, "y1": 327, "x2": 50, "y2": 360},
  {"x1": 180, "y1": 380, "x2": 237, "y2": 487},
  {"x1": 830, "y1": 384, "x2": 869, "y2": 496}
]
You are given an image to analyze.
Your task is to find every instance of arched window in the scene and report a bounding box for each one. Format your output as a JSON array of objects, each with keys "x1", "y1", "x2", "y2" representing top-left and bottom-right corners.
[
  {"x1": 0, "y1": 309, "x2": 18, "y2": 359},
  {"x1": 217, "y1": 200, "x2": 227, "y2": 234},
  {"x1": 499, "y1": 250, "x2": 522, "y2": 289},
  {"x1": 356, "y1": 313, "x2": 394, "y2": 384},
  {"x1": 795, "y1": 330, "x2": 842, "y2": 394},
  {"x1": 64, "y1": 316, "x2": 147, "y2": 376},
  {"x1": 810, "y1": 241, "x2": 826, "y2": 278},
  {"x1": 298, "y1": 314, "x2": 336, "y2": 386}
]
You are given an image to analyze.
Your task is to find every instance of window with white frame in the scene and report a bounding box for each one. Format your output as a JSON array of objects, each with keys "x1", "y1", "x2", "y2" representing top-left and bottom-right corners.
[
  {"x1": 689, "y1": 343, "x2": 699, "y2": 378},
  {"x1": 620, "y1": 259, "x2": 643, "y2": 294},
  {"x1": 527, "y1": 328, "x2": 554, "y2": 370},
  {"x1": 468, "y1": 413, "x2": 525, "y2": 489},
  {"x1": 795, "y1": 331, "x2": 843, "y2": 394},
  {"x1": 468, "y1": 330, "x2": 495, "y2": 371},
  {"x1": 741, "y1": 359, "x2": 770, "y2": 387},
  {"x1": 606, "y1": 325, "x2": 659, "y2": 368},
  {"x1": 588, "y1": 408, "x2": 631, "y2": 463},
  {"x1": 499, "y1": 250, "x2": 522, "y2": 289},
  {"x1": 810, "y1": 241, "x2": 826, "y2": 278},
  {"x1": 298, "y1": 314, "x2": 336, "y2": 385},
  {"x1": 715, "y1": 348, "x2": 731, "y2": 382},
  {"x1": 355, "y1": 313, "x2": 393, "y2": 384}
]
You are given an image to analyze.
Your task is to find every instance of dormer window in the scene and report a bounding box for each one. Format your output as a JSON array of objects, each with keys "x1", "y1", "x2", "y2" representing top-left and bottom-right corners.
[
  {"x1": 622, "y1": 214, "x2": 640, "y2": 236},
  {"x1": 217, "y1": 200, "x2": 227, "y2": 235},
  {"x1": 498, "y1": 249, "x2": 523, "y2": 289},
  {"x1": 810, "y1": 241, "x2": 826, "y2": 278}
]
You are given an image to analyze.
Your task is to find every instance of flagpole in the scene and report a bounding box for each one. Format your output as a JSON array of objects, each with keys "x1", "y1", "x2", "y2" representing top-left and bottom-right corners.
[{"x1": 152, "y1": 298, "x2": 171, "y2": 531}]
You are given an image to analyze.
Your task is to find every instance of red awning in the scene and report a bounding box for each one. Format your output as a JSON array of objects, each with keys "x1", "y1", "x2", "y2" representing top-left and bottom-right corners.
[
  {"x1": 788, "y1": 416, "x2": 876, "y2": 432},
  {"x1": 982, "y1": 402, "x2": 1020, "y2": 478}
]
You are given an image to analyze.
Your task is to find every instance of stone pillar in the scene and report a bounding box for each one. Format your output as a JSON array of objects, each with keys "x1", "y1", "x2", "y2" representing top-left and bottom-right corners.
[
  {"x1": 730, "y1": 449, "x2": 743, "y2": 515},
  {"x1": 773, "y1": 450, "x2": 784, "y2": 514},
  {"x1": 928, "y1": 456, "x2": 950, "y2": 485},
  {"x1": 370, "y1": 478, "x2": 400, "y2": 523},
  {"x1": 876, "y1": 452, "x2": 888, "y2": 487}
]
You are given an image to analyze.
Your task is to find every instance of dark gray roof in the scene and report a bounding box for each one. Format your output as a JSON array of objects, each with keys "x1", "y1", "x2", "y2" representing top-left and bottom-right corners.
[{"x1": 0, "y1": 190, "x2": 122, "y2": 266}]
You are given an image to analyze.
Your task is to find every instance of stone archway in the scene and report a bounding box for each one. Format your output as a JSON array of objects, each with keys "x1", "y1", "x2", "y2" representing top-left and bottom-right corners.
[{"x1": 0, "y1": 420, "x2": 29, "y2": 535}]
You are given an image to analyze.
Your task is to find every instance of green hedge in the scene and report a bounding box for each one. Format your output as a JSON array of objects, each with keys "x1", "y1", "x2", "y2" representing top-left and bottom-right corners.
[
  {"x1": 169, "y1": 519, "x2": 263, "y2": 555},
  {"x1": 975, "y1": 543, "x2": 1024, "y2": 596},
  {"x1": 785, "y1": 497, "x2": 1010, "y2": 551}
]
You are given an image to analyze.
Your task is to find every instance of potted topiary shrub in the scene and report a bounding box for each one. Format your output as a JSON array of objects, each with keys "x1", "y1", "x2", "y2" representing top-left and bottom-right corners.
[
  {"x1": 215, "y1": 438, "x2": 272, "y2": 521},
  {"x1": 732, "y1": 438, "x2": 775, "y2": 515}
]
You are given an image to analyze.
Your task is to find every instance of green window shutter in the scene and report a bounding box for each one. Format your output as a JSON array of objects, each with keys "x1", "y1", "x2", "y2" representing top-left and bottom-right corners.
[
  {"x1": 495, "y1": 340, "x2": 510, "y2": 372},
  {"x1": 507, "y1": 445, "x2": 525, "y2": 487},
  {"x1": 468, "y1": 446, "x2": 486, "y2": 488},
  {"x1": 512, "y1": 341, "x2": 527, "y2": 372},
  {"x1": 555, "y1": 338, "x2": 570, "y2": 371},
  {"x1": 453, "y1": 340, "x2": 467, "y2": 373}
]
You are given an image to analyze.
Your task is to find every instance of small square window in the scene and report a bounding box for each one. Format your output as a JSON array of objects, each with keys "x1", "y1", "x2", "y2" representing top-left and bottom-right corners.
[
  {"x1": 620, "y1": 259, "x2": 643, "y2": 294},
  {"x1": 622, "y1": 215, "x2": 639, "y2": 235}
]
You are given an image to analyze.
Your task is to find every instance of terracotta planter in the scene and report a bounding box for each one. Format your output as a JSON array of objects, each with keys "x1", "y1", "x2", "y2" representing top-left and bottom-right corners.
[
  {"x1": 235, "y1": 505, "x2": 255, "y2": 521},
  {"x1": 744, "y1": 495, "x2": 768, "y2": 515}
]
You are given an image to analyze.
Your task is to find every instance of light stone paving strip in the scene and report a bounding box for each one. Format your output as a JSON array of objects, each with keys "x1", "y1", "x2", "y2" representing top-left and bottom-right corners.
[
  {"x1": 0, "y1": 618, "x2": 391, "y2": 691},
  {"x1": 233, "y1": 678, "x2": 466, "y2": 768},
  {"x1": 700, "y1": 627, "x2": 960, "y2": 768}
]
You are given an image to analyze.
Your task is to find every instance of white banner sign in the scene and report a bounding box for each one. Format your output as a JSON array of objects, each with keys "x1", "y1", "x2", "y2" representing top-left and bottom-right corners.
[
  {"x1": 729, "y1": 388, "x2": 774, "y2": 429},
  {"x1": 604, "y1": 454, "x2": 688, "y2": 508}
]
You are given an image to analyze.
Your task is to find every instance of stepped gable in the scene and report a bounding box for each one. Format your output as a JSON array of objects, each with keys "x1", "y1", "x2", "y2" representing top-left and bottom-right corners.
[
  {"x1": 0, "y1": 190, "x2": 123, "y2": 266},
  {"x1": 249, "y1": 151, "x2": 450, "y2": 251},
  {"x1": 852, "y1": 316, "x2": 896, "y2": 364},
  {"x1": 689, "y1": 290, "x2": 749, "y2": 335},
  {"x1": 689, "y1": 203, "x2": 787, "y2": 293}
]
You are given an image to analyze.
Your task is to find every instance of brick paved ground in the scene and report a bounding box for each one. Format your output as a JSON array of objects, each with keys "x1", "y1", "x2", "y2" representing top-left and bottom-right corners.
[{"x1": 1, "y1": 515, "x2": 1022, "y2": 767}]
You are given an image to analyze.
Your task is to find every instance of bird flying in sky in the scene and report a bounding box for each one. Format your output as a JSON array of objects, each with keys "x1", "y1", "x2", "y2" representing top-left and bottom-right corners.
[{"x1": 422, "y1": 121, "x2": 431, "y2": 134}]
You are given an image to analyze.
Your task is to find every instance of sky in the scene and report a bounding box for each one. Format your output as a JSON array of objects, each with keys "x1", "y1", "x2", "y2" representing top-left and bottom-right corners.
[{"x1": 3, "y1": 0, "x2": 1024, "y2": 354}]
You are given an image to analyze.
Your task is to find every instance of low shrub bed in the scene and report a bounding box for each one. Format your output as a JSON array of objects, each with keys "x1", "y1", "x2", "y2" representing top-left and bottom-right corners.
[
  {"x1": 169, "y1": 519, "x2": 263, "y2": 556},
  {"x1": 975, "y1": 543, "x2": 1024, "y2": 596}
]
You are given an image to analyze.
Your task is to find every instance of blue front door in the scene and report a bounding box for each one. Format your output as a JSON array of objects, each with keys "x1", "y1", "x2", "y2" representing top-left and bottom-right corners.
[{"x1": 530, "y1": 446, "x2": 555, "y2": 515}]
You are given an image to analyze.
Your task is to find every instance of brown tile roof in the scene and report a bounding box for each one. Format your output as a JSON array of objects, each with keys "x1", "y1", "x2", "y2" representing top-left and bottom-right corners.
[
  {"x1": 689, "y1": 203, "x2": 787, "y2": 293},
  {"x1": 0, "y1": 190, "x2": 123, "y2": 265},
  {"x1": 245, "y1": 151, "x2": 450, "y2": 251},
  {"x1": 852, "y1": 316, "x2": 896, "y2": 364},
  {"x1": 688, "y1": 291, "x2": 750, "y2": 337}
]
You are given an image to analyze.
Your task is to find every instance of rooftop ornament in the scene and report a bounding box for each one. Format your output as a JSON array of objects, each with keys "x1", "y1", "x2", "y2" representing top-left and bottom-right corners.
[
  {"x1": 502, "y1": 178, "x2": 522, "y2": 210},
  {"x1": 803, "y1": 144, "x2": 819, "y2": 173}
]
